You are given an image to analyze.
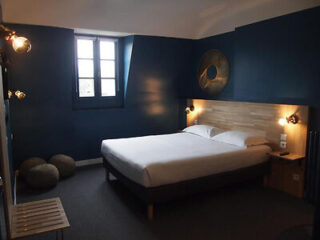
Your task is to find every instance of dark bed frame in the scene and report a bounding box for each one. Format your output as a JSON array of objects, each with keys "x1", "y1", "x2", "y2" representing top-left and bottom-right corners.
[{"x1": 103, "y1": 157, "x2": 270, "y2": 220}]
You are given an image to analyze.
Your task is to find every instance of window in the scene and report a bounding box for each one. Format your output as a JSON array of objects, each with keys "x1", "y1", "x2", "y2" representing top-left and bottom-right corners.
[{"x1": 74, "y1": 35, "x2": 122, "y2": 108}]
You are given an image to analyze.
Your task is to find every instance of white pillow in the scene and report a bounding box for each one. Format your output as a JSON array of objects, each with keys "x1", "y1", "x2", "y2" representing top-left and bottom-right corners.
[
  {"x1": 183, "y1": 125, "x2": 224, "y2": 138},
  {"x1": 211, "y1": 130, "x2": 268, "y2": 148}
]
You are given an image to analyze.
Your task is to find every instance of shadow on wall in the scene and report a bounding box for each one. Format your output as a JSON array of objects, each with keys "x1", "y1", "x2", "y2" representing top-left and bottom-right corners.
[{"x1": 143, "y1": 78, "x2": 165, "y2": 116}]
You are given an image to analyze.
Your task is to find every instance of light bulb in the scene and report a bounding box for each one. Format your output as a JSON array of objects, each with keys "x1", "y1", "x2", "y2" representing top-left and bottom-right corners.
[
  {"x1": 278, "y1": 118, "x2": 286, "y2": 126},
  {"x1": 8, "y1": 90, "x2": 13, "y2": 99},
  {"x1": 12, "y1": 36, "x2": 31, "y2": 53},
  {"x1": 14, "y1": 90, "x2": 26, "y2": 100}
]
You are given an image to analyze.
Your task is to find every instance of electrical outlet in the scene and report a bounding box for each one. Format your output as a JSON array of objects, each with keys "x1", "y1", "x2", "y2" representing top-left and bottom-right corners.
[
  {"x1": 280, "y1": 141, "x2": 287, "y2": 149},
  {"x1": 194, "y1": 119, "x2": 198, "y2": 125},
  {"x1": 293, "y1": 174, "x2": 300, "y2": 181},
  {"x1": 280, "y1": 134, "x2": 287, "y2": 141}
]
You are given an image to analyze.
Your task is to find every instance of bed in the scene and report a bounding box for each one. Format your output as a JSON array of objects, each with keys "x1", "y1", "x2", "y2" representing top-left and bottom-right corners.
[{"x1": 101, "y1": 130, "x2": 271, "y2": 220}]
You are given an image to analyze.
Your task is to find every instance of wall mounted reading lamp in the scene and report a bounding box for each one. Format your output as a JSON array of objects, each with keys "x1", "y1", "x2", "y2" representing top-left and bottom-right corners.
[
  {"x1": 8, "y1": 90, "x2": 26, "y2": 100},
  {"x1": 185, "y1": 105, "x2": 195, "y2": 114},
  {"x1": 0, "y1": 24, "x2": 31, "y2": 100},
  {"x1": 278, "y1": 113, "x2": 299, "y2": 126},
  {"x1": 0, "y1": 24, "x2": 31, "y2": 53}
]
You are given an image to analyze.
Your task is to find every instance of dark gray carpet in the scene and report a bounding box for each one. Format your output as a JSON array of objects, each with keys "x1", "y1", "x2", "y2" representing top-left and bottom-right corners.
[{"x1": 13, "y1": 164, "x2": 314, "y2": 240}]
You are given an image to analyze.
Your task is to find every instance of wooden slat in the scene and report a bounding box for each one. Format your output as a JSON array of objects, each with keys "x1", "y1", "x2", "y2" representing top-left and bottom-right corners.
[
  {"x1": 13, "y1": 208, "x2": 61, "y2": 219},
  {"x1": 11, "y1": 222, "x2": 69, "y2": 239},
  {"x1": 15, "y1": 205, "x2": 59, "y2": 214},
  {"x1": 15, "y1": 215, "x2": 63, "y2": 228},
  {"x1": 16, "y1": 202, "x2": 58, "y2": 212},
  {"x1": 187, "y1": 99, "x2": 309, "y2": 156},
  {"x1": 16, "y1": 201, "x2": 57, "y2": 209},
  {"x1": 10, "y1": 197, "x2": 70, "y2": 239},
  {"x1": 15, "y1": 198, "x2": 57, "y2": 208},
  {"x1": 15, "y1": 212, "x2": 61, "y2": 223},
  {"x1": 15, "y1": 220, "x2": 65, "y2": 233}
]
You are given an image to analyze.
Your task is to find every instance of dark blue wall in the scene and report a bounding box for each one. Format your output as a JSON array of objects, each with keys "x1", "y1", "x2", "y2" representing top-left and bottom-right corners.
[
  {"x1": 6, "y1": 6, "x2": 320, "y2": 168},
  {"x1": 4, "y1": 7, "x2": 320, "y2": 237},
  {"x1": 189, "y1": 7, "x2": 320, "y2": 130},
  {"x1": 6, "y1": 24, "x2": 193, "y2": 167}
]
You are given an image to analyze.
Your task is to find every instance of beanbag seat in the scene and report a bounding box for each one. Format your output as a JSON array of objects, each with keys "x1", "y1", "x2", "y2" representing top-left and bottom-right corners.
[
  {"x1": 26, "y1": 164, "x2": 59, "y2": 189},
  {"x1": 49, "y1": 154, "x2": 76, "y2": 178},
  {"x1": 19, "y1": 157, "x2": 46, "y2": 179}
]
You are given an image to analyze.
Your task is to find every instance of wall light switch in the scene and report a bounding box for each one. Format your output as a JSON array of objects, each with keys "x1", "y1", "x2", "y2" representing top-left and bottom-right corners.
[
  {"x1": 280, "y1": 133, "x2": 287, "y2": 141},
  {"x1": 194, "y1": 119, "x2": 198, "y2": 125},
  {"x1": 280, "y1": 141, "x2": 287, "y2": 149},
  {"x1": 293, "y1": 174, "x2": 300, "y2": 181}
]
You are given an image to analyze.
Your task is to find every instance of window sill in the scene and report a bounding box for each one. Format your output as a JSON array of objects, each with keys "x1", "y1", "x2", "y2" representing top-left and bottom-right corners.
[{"x1": 72, "y1": 96, "x2": 123, "y2": 110}]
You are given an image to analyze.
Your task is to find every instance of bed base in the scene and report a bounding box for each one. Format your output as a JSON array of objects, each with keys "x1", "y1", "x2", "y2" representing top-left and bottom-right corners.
[
  {"x1": 103, "y1": 157, "x2": 270, "y2": 220},
  {"x1": 105, "y1": 167, "x2": 155, "y2": 220},
  {"x1": 105, "y1": 168, "x2": 110, "y2": 182}
]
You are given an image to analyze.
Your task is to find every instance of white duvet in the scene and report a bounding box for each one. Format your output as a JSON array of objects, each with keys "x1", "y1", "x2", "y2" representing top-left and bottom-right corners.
[{"x1": 101, "y1": 132, "x2": 271, "y2": 187}]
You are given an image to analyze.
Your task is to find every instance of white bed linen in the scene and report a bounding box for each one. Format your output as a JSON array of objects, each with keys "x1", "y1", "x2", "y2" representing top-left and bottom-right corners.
[{"x1": 101, "y1": 132, "x2": 271, "y2": 187}]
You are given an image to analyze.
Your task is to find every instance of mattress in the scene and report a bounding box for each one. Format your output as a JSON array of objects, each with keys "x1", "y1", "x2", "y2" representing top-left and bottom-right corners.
[{"x1": 101, "y1": 132, "x2": 271, "y2": 187}]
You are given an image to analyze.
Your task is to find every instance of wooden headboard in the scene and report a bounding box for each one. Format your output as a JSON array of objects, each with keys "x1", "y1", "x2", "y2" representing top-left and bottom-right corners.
[{"x1": 187, "y1": 99, "x2": 309, "y2": 156}]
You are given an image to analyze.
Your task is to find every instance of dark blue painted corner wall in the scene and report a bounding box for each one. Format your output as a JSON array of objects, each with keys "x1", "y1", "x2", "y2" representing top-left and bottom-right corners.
[
  {"x1": 125, "y1": 36, "x2": 193, "y2": 133},
  {"x1": 5, "y1": 6, "x2": 320, "y2": 168},
  {"x1": 233, "y1": 7, "x2": 320, "y2": 130},
  {"x1": 5, "y1": 24, "x2": 193, "y2": 167},
  {"x1": 188, "y1": 6, "x2": 320, "y2": 131}
]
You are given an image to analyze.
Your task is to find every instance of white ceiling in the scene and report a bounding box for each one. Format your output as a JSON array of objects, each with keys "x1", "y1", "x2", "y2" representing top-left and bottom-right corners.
[{"x1": 2, "y1": 0, "x2": 320, "y2": 39}]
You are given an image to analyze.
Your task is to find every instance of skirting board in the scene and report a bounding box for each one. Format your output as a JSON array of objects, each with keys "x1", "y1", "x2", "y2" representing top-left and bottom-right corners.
[{"x1": 75, "y1": 158, "x2": 103, "y2": 167}]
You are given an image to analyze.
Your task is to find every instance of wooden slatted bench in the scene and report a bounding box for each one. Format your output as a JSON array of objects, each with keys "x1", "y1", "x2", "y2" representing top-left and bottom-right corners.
[{"x1": 10, "y1": 198, "x2": 70, "y2": 239}]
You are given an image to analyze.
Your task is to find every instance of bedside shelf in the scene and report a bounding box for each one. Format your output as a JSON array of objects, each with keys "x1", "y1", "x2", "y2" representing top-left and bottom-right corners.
[
  {"x1": 268, "y1": 151, "x2": 305, "y2": 161},
  {"x1": 265, "y1": 151, "x2": 306, "y2": 198}
]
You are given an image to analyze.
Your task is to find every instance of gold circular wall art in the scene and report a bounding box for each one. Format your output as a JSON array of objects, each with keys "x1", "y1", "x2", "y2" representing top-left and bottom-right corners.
[{"x1": 198, "y1": 49, "x2": 229, "y2": 95}]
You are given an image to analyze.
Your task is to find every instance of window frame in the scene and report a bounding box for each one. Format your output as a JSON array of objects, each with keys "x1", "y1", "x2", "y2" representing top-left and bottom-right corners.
[{"x1": 73, "y1": 34, "x2": 123, "y2": 109}]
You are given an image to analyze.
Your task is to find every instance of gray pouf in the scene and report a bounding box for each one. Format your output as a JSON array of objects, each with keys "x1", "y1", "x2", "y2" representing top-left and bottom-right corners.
[
  {"x1": 26, "y1": 164, "x2": 59, "y2": 189},
  {"x1": 49, "y1": 154, "x2": 76, "y2": 178},
  {"x1": 19, "y1": 157, "x2": 46, "y2": 179}
]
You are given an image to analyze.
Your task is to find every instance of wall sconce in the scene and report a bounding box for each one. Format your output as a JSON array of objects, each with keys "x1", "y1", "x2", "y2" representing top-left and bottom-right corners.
[
  {"x1": 185, "y1": 105, "x2": 194, "y2": 114},
  {"x1": 8, "y1": 90, "x2": 26, "y2": 100},
  {"x1": 286, "y1": 113, "x2": 299, "y2": 124},
  {"x1": 0, "y1": 25, "x2": 31, "y2": 53},
  {"x1": 278, "y1": 113, "x2": 299, "y2": 126}
]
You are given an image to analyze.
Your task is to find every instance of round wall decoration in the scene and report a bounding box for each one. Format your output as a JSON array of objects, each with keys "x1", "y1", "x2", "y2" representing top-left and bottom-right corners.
[{"x1": 198, "y1": 49, "x2": 229, "y2": 95}]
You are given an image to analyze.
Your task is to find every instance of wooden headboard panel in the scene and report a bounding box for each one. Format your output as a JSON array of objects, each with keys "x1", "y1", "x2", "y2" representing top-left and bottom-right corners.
[{"x1": 187, "y1": 99, "x2": 309, "y2": 156}]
